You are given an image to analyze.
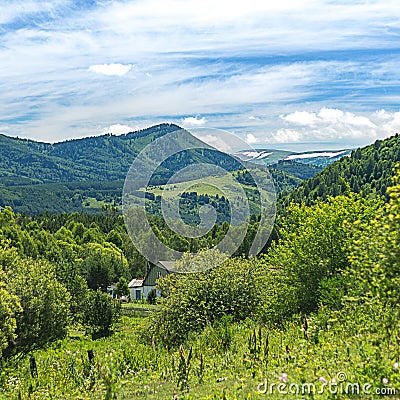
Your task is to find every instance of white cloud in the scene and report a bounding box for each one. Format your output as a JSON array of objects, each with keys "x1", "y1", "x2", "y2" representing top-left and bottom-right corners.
[
  {"x1": 182, "y1": 116, "x2": 207, "y2": 126},
  {"x1": 283, "y1": 108, "x2": 377, "y2": 128},
  {"x1": 192, "y1": 133, "x2": 231, "y2": 152},
  {"x1": 343, "y1": 113, "x2": 376, "y2": 128},
  {"x1": 242, "y1": 107, "x2": 400, "y2": 147},
  {"x1": 272, "y1": 129, "x2": 302, "y2": 143},
  {"x1": 102, "y1": 124, "x2": 137, "y2": 135},
  {"x1": 279, "y1": 108, "x2": 372, "y2": 131},
  {"x1": 88, "y1": 63, "x2": 132, "y2": 77},
  {"x1": 282, "y1": 110, "x2": 319, "y2": 126},
  {"x1": 317, "y1": 107, "x2": 344, "y2": 122},
  {"x1": 245, "y1": 133, "x2": 257, "y2": 144},
  {"x1": 375, "y1": 109, "x2": 392, "y2": 120},
  {"x1": 382, "y1": 111, "x2": 400, "y2": 133},
  {"x1": 1, "y1": 0, "x2": 400, "y2": 148}
]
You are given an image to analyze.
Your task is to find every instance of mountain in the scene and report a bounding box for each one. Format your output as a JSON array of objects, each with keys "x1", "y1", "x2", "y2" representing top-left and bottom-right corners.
[
  {"x1": 270, "y1": 160, "x2": 323, "y2": 180},
  {"x1": 0, "y1": 124, "x2": 190, "y2": 185},
  {"x1": 282, "y1": 134, "x2": 400, "y2": 206},
  {"x1": 235, "y1": 148, "x2": 352, "y2": 167},
  {"x1": 0, "y1": 124, "x2": 303, "y2": 215},
  {"x1": 1, "y1": 125, "x2": 398, "y2": 216}
]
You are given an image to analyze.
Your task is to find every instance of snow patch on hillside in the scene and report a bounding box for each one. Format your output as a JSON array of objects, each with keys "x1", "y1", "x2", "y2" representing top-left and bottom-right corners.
[{"x1": 284, "y1": 150, "x2": 347, "y2": 160}]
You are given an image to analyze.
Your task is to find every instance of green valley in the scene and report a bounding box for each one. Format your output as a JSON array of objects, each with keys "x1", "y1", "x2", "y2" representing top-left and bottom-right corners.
[{"x1": 0, "y1": 130, "x2": 399, "y2": 399}]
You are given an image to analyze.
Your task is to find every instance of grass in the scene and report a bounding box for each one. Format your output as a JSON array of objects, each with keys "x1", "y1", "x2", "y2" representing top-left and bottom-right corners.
[
  {"x1": 121, "y1": 303, "x2": 159, "y2": 317},
  {"x1": 1, "y1": 313, "x2": 399, "y2": 399},
  {"x1": 147, "y1": 173, "x2": 255, "y2": 199}
]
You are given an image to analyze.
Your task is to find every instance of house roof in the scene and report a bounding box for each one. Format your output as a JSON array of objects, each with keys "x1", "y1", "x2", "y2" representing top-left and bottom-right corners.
[
  {"x1": 128, "y1": 278, "x2": 144, "y2": 288},
  {"x1": 157, "y1": 260, "x2": 176, "y2": 271}
]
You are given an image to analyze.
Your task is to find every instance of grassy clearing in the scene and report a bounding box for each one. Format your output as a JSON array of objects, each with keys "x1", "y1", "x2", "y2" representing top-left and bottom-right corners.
[
  {"x1": 146, "y1": 173, "x2": 255, "y2": 199},
  {"x1": 1, "y1": 314, "x2": 399, "y2": 399}
]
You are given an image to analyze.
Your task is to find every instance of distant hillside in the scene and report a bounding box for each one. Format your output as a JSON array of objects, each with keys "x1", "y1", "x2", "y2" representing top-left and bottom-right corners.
[
  {"x1": 282, "y1": 134, "x2": 400, "y2": 205},
  {"x1": 0, "y1": 124, "x2": 196, "y2": 184},
  {"x1": 0, "y1": 124, "x2": 304, "y2": 215},
  {"x1": 235, "y1": 148, "x2": 352, "y2": 167},
  {"x1": 271, "y1": 160, "x2": 323, "y2": 180}
]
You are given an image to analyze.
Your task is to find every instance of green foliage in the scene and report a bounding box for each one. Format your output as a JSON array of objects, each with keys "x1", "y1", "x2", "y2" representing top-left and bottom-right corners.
[
  {"x1": 115, "y1": 277, "x2": 130, "y2": 299},
  {"x1": 0, "y1": 279, "x2": 22, "y2": 357},
  {"x1": 84, "y1": 290, "x2": 120, "y2": 339},
  {"x1": 0, "y1": 132, "x2": 399, "y2": 398},
  {"x1": 142, "y1": 254, "x2": 267, "y2": 347},
  {"x1": 265, "y1": 193, "x2": 382, "y2": 318},
  {"x1": 345, "y1": 164, "x2": 400, "y2": 331},
  {"x1": 271, "y1": 160, "x2": 323, "y2": 180},
  {"x1": 284, "y1": 134, "x2": 400, "y2": 205},
  {"x1": 146, "y1": 288, "x2": 157, "y2": 305},
  {"x1": 80, "y1": 242, "x2": 129, "y2": 292},
  {"x1": 0, "y1": 314, "x2": 398, "y2": 399},
  {"x1": 55, "y1": 261, "x2": 90, "y2": 323},
  {"x1": 1, "y1": 251, "x2": 70, "y2": 357}
]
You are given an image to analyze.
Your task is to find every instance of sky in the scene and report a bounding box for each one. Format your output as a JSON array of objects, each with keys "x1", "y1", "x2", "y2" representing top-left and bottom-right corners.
[{"x1": 1, "y1": 0, "x2": 400, "y2": 151}]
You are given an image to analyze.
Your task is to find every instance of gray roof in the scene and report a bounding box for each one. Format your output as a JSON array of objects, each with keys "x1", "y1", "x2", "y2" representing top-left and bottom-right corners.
[{"x1": 157, "y1": 261, "x2": 176, "y2": 271}]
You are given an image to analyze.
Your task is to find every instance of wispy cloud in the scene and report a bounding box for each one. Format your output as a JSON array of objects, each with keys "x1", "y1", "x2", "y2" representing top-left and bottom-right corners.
[
  {"x1": 0, "y1": 1, "x2": 400, "y2": 148},
  {"x1": 245, "y1": 134, "x2": 257, "y2": 144},
  {"x1": 244, "y1": 108, "x2": 400, "y2": 146},
  {"x1": 89, "y1": 64, "x2": 133, "y2": 77},
  {"x1": 182, "y1": 116, "x2": 207, "y2": 126}
]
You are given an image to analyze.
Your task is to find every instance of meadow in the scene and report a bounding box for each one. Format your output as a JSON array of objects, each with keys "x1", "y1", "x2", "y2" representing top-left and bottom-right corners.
[{"x1": 1, "y1": 310, "x2": 399, "y2": 399}]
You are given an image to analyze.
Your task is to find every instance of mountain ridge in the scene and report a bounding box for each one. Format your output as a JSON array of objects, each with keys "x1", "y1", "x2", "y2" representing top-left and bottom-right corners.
[
  {"x1": 283, "y1": 133, "x2": 400, "y2": 205},
  {"x1": 0, "y1": 123, "x2": 303, "y2": 214}
]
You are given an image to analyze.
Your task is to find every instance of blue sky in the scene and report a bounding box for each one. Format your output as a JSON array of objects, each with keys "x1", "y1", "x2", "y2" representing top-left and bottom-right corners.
[{"x1": 1, "y1": 0, "x2": 400, "y2": 150}]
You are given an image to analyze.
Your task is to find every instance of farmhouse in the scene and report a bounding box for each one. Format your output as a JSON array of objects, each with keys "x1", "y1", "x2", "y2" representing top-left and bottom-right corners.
[{"x1": 128, "y1": 260, "x2": 175, "y2": 300}]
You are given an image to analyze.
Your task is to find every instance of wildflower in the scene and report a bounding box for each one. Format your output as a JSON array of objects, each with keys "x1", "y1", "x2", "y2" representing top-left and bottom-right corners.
[
  {"x1": 382, "y1": 378, "x2": 389, "y2": 385},
  {"x1": 66, "y1": 350, "x2": 71, "y2": 355},
  {"x1": 319, "y1": 377, "x2": 327, "y2": 383},
  {"x1": 394, "y1": 362, "x2": 399, "y2": 370},
  {"x1": 331, "y1": 378, "x2": 337, "y2": 384},
  {"x1": 279, "y1": 373, "x2": 288, "y2": 383}
]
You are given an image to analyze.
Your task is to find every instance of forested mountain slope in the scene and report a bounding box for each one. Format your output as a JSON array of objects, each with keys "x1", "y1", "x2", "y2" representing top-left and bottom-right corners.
[
  {"x1": 282, "y1": 134, "x2": 400, "y2": 205},
  {"x1": 0, "y1": 124, "x2": 192, "y2": 184},
  {"x1": 0, "y1": 124, "x2": 303, "y2": 214}
]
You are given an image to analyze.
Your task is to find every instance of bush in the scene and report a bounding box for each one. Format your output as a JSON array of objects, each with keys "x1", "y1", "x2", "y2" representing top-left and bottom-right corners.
[
  {"x1": 141, "y1": 253, "x2": 267, "y2": 348},
  {"x1": 1, "y1": 250, "x2": 71, "y2": 357},
  {"x1": 0, "y1": 284, "x2": 21, "y2": 357},
  {"x1": 265, "y1": 194, "x2": 381, "y2": 317},
  {"x1": 84, "y1": 290, "x2": 120, "y2": 339},
  {"x1": 345, "y1": 165, "x2": 400, "y2": 331},
  {"x1": 147, "y1": 288, "x2": 157, "y2": 304}
]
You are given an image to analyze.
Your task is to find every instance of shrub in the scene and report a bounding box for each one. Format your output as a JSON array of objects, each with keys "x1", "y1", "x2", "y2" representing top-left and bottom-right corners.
[
  {"x1": 345, "y1": 165, "x2": 400, "y2": 331},
  {"x1": 84, "y1": 290, "x2": 120, "y2": 339},
  {"x1": 147, "y1": 288, "x2": 157, "y2": 305},
  {"x1": 1, "y1": 251, "x2": 71, "y2": 357},
  {"x1": 0, "y1": 284, "x2": 21, "y2": 357},
  {"x1": 141, "y1": 253, "x2": 267, "y2": 348},
  {"x1": 265, "y1": 194, "x2": 381, "y2": 317}
]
